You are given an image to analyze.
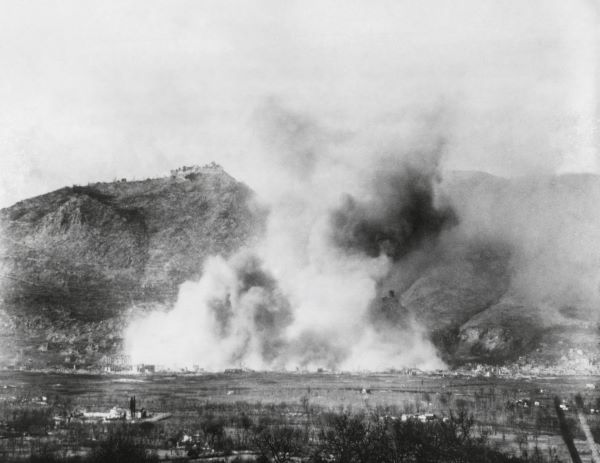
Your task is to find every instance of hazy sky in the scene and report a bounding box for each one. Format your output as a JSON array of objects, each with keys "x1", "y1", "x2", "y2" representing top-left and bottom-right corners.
[{"x1": 0, "y1": 0, "x2": 598, "y2": 207}]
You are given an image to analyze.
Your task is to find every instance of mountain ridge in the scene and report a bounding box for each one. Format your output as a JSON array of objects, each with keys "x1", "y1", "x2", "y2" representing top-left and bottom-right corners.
[
  {"x1": 1, "y1": 167, "x2": 599, "y2": 372},
  {"x1": 0, "y1": 165, "x2": 263, "y2": 368}
]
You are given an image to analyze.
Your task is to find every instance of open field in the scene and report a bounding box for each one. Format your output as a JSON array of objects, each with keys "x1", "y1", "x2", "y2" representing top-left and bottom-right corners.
[{"x1": 1, "y1": 371, "x2": 600, "y2": 462}]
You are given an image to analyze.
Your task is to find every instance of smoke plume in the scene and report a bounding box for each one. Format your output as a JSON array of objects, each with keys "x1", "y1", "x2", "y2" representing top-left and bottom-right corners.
[
  {"x1": 125, "y1": 89, "x2": 600, "y2": 371},
  {"x1": 127, "y1": 252, "x2": 293, "y2": 370},
  {"x1": 330, "y1": 152, "x2": 456, "y2": 260},
  {"x1": 126, "y1": 101, "x2": 452, "y2": 371}
]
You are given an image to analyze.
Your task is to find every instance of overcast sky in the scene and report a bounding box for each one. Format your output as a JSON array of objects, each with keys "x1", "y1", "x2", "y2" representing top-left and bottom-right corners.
[{"x1": 0, "y1": 0, "x2": 598, "y2": 207}]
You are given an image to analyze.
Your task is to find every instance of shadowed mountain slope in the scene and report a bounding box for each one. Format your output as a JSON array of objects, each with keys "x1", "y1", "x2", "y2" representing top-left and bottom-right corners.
[{"x1": 0, "y1": 165, "x2": 262, "y2": 321}]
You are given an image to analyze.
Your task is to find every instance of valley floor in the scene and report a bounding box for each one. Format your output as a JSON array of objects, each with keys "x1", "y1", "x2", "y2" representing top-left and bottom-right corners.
[{"x1": 0, "y1": 371, "x2": 600, "y2": 461}]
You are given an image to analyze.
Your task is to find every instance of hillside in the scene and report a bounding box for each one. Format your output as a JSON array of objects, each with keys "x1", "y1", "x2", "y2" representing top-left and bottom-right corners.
[
  {"x1": 366, "y1": 170, "x2": 600, "y2": 370},
  {"x1": 0, "y1": 165, "x2": 263, "y2": 368},
  {"x1": 1, "y1": 167, "x2": 599, "y2": 372},
  {"x1": 434, "y1": 172, "x2": 600, "y2": 368}
]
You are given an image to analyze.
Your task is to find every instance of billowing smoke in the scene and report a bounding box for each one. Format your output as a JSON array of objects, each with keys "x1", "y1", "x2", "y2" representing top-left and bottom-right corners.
[
  {"x1": 330, "y1": 153, "x2": 455, "y2": 260},
  {"x1": 126, "y1": 101, "x2": 451, "y2": 371},
  {"x1": 127, "y1": 252, "x2": 293, "y2": 371},
  {"x1": 125, "y1": 95, "x2": 600, "y2": 370}
]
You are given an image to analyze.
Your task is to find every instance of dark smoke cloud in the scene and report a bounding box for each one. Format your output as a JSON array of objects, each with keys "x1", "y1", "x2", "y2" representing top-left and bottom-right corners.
[
  {"x1": 368, "y1": 289, "x2": 409, "y2": 329},
  {"x1": 330, "y1": 154, "x2": 456, "y2": 261},
  {"x1": 237, "y1": 254, "x2": 293, "y2": 362},
  {"x1": 236, "y1": 253, "x2": 281, "y2": 294}
]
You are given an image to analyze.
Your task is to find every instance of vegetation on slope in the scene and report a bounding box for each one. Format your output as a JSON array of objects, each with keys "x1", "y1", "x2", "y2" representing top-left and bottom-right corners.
[
  {"x1": 0, "y1": 166, "x2": 263, "y2": 367},
  {"x1": 0, "y1": 166, "x2": 261, "y2": 320}
]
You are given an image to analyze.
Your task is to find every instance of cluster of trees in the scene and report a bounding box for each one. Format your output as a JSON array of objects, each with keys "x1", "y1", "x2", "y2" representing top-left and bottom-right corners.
[
  {"x1": 252, "y1": 410, "x2": 554, "y2": 463},
  {"x1": 4, "y1": 408, "x2": 54, "y2": 435},
  {"x1": 29, "y1": 433, "x2": 158, "y2": 463},
  {"x1": 8, "y1": 406, "x2": 564, "y2": 463}
]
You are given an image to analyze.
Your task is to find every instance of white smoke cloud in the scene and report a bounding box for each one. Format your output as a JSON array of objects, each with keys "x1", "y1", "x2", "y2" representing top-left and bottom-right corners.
[{"x1": 127, "y1": 253, "x2": 292, "y2": 370}]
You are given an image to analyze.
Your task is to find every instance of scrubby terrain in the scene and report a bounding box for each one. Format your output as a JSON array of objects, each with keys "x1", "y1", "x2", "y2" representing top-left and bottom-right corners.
[{"x1": 0, "y1": 165, "x2": 263, "y2": 368}]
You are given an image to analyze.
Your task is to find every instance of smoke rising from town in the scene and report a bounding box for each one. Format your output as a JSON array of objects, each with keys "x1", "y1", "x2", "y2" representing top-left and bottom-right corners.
[
  {"x1": 126, "y1": 102, "x2": 451, "y2": 370},
  {"x1": 126, "y1": 92, "x2": 600, "y2": 370}
]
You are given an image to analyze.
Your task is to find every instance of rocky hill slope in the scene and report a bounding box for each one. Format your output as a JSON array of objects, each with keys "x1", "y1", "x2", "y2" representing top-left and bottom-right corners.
[
  {"x1": 365, "y1": 170, "x2": 600, "y2": 370},
  {"x1": 0, "y1": 165, "x2": 263, "y2": 368}
]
